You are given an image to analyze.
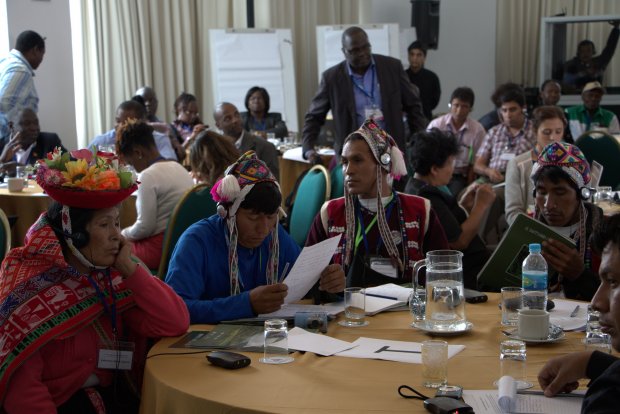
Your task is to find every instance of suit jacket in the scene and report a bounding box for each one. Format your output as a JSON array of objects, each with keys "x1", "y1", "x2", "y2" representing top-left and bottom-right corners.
[
  {"x1": 302, "y1": 54, "x2": 427, "y2": 158},
  {"x1": 238, "y1": 130, "x2": 280, "y2": 179},
  {"x1": 26, "y1": 132, "x2": 65, "y2": 165},
  {"x1": 240, "y1": 112, "x2": 288, "y2": 139},
  {"x1": 0, "y1": 132, "x2": 65, "y2": 165}
]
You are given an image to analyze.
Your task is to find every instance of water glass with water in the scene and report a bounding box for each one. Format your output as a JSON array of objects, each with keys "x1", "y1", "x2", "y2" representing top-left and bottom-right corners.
[
  {"x1": 498, "y1": 339, "x2": 532, "y2": 390},
  {"x1": 501, "y1": 287, "x2": 523, "y2": 326},
  {"x1": 585, "y1": 305, "x2": 612, "y2": 353},
  {"x1": 422, "y1": 340, "x2": 448, "y2": 388},
  {"x1": 413, "y1": 250, "x2": 467, "y2": 331},
  {"x1": 595, "y1": 186, "x2": 613, "y2": 206},
  {"x1": 260, "y1": 319, "x2": 294, "y2": 364},
  {"x1": 338, "y1": 287, "x2": 368, "y2": 327},
  {"x1": 15, "y1": 165, "x2": 28, "y2": 187}
]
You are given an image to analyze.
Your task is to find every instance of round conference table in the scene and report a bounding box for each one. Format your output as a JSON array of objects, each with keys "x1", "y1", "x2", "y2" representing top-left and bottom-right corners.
[
  {"x1": 140, "y1": 294, "x2": 593, "y2": 414},
  {"x1": 0, "y1": 181, "x2": 137, "y2": 247}
]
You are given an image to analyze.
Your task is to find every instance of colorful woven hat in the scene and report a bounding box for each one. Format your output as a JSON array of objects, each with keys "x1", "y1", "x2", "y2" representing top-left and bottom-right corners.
[
  {"x1": 210, "y1": 151, "x2": 282, "y2": 296},
  {"x1": 36, "y1": 147, "x2": 138, "y2": 209},
  {"x1": 531, "y1": 142, "x2": 591, "y2": 189},
  {"x1": 351, "y1": 119, "x2": 408, "y2": 179},
  {"x1": 341, "y1": 119, "x2": 407, "y2": 272}
]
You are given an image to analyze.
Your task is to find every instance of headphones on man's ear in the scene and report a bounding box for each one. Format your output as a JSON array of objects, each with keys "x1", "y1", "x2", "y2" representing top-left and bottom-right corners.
[{"x1": 532, "y1": 187, "x2": 593, "y2": 201}]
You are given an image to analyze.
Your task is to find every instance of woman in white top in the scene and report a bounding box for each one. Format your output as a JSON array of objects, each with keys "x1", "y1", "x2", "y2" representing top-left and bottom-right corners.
[
  {"x1": 505, "y1": 106, "x2": 567, "y2": 225},
  {"x1": 116, "y1": 119, "x2": 194, "y2": 268}
]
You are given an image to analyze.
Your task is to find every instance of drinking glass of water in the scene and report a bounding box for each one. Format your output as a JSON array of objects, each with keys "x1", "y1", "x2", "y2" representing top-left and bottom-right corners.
[{"x1": 338, "y1": 287, "x2": 368, "y2": 327}]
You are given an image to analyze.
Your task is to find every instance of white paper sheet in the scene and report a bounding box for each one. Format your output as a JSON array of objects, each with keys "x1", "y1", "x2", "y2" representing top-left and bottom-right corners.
[
  {"x1": 550, "y1": 299, "x2": 587, "y2": 331},
  {"x1": 335, "y1": 337, "x2": 465, "y2": 364},
  {"x1": 287, "y1": 327, "x2": 357, "y2": 356},
  {"x1": 283, "y1": 235, "x2": 341, "y2": 303},
  {"x1": 463, "y1": 389, "x2": 582, "y2": 414}
]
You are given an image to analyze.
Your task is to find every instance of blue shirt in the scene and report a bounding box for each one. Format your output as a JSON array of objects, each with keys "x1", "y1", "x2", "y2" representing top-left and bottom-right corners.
[
  {"x1": 165, "y1": 215, "x2": 302, "y2": 323},
  {"x1": 0, "y1": 50, "x2": 38, "y2": 139},
  {"x1": 346, "y1": 57, "x2": 384, "y2": 130},
  {"x1": 89, "y1": 128, "x2": 177, "y2": 161}
]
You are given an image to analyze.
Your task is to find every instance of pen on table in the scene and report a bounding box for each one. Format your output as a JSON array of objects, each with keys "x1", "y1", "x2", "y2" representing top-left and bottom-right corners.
[
  {"x1": 569, "y1": 305, "x2": 580, "y2": 318},
  {"x1": 280, "y1": 262, "x2": 290, "y2": 281},
  {"x1": 366, "y1": 293, "x2": 399, "y2": 301},
  {"x1": 517, "y1": 390, "x2": 584, "y2": 399}
]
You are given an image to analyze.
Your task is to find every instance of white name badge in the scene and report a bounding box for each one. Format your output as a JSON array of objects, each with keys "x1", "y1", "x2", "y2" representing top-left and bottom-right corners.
[
  {"x1": 97, "y1": 341, "x2": 135, "y2": 370},
  {"x1": 364, "y1": 107, "x2": 384, "y2": 122},
  {"x1": 499, "y1": 152, "x2": 516, "y2": 161},
  {"x1": 369, "y1": 257, "x2": 398, "y2": 279}
]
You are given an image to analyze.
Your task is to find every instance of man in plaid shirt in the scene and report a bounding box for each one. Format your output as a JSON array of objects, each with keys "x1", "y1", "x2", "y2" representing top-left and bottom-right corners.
[{"x1": 474, "y1": 85, "x2": 536, "y2": 184}]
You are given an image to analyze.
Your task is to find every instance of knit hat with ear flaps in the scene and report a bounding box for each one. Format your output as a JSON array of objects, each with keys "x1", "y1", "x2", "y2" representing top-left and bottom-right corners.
[
  {"x1": 531, "y1": 142, "x2": 592, "y2": 268},
  {"x1": 342, "y1": 119, "x2": 407, "y2": 272},
  {"x1": 210, "y1": 151, "x2": 283, "y2": 296}
]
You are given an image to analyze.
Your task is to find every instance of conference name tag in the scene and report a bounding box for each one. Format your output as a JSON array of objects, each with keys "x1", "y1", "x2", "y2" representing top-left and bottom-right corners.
[
  {"x1": 97, "y1": 341, "x2": 135, "y2": 370},
  {"x1": 499, "y1": 152, "x2": 516, "y2": 161},
  {"x1": 365, "y1": 107, "x2": 384, "y2": 122},
  {"x1": 369, "y1": 257, "x2": 398, "y2": 279}
]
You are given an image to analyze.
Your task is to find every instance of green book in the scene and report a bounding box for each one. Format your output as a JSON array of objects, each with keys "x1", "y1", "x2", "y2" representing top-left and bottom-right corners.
[
  {"x1": 477, "y1": 213, "x2": 576, "y2": 291},
  {"x1": 170, "y1": 325, "x2": 264, "y2": 352}
]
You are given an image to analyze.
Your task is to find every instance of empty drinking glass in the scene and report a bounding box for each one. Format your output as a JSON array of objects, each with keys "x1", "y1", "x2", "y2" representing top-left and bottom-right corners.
[
  {"x1": 585, "y1": 304, "x2": 612, "y2": 353},
  {"x1": 497, "y1": 339, "x2": 532, "y2": 390},
  {"x1": 260, "y1": 319, "x2": 294, "y2": 364}
]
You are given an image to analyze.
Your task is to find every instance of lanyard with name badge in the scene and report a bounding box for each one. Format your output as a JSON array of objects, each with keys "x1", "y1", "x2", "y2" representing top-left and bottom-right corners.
[
  {"x1": 351, "y1": 66, "x2": 384, "y2": 121},
  {"x1": 86, "y1": 270, "x2": 134, "y2": 370},
  {"x1": 354, "y1": 198, "x2": 398, "y2": 278}
]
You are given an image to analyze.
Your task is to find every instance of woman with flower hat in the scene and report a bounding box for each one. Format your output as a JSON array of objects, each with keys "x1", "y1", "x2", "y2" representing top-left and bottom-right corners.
[
  {"x1": 116, "y1": 119, "x2": 194, "y2": 270},
  {"x1": 306, "y1": 119, "x2": 449, "y2": 287},
  {"x1": 0, "y1": 148, "x2": 189, "y2": 413},
  {"x1": 165, "y1": 151, "x2": 345, "y2": 324}
]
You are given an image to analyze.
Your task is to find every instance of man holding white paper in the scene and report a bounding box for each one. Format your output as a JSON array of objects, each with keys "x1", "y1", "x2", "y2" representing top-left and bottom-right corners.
[
  {"x1": 537, "y1": 213, "x2": 620, "y2": 412},
  {"x1": 165, "y1": 152, "x2": 345, "y2": 324}
]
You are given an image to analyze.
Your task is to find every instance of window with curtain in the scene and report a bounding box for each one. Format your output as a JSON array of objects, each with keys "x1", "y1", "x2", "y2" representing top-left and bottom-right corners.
[
  {"x1": 72, "y1": 0, "x2": 367, "y2": 147},
  {"x1": 496, "y1": 0, "x2": 620, "y2": 90}
]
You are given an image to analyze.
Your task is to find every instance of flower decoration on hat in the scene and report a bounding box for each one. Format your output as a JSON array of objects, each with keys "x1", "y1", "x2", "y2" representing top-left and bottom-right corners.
[
  {"x1": 210, "y1": 151, "x2": 283, "y2": 296},
  {"x1": 36, "y1": 147, "x2": 138, "y2": 209}
]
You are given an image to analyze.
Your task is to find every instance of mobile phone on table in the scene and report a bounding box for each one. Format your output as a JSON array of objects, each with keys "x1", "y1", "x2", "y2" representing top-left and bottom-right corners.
[{"x1": 464, "y1": 288, "x2": 488, "y2": 304}]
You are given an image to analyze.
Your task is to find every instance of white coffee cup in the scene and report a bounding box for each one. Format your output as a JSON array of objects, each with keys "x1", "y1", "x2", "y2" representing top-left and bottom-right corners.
[
  {"x1": 7, "y1": 177, "x2": 24, "y2": 192},
  {"x1": 517, "y1": 309, "x2": 549, "y2": 340}
]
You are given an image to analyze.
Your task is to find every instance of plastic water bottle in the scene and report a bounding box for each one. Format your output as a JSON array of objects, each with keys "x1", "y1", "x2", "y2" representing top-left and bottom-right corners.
[{"x1": 522, "y1": 243, "x2": 548, "y2": 310}]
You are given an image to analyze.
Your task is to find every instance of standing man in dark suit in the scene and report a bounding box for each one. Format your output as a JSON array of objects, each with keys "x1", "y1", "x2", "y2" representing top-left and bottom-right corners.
[
  {"x1": 302, "y1": 26, "x2": 427, "y2": 164},
  {"x1": 0, "y1": 108, "x2": 65, "y2": 169},
  {"x1": 214, "y1": 102, "x2": 280, "y2": 179}
]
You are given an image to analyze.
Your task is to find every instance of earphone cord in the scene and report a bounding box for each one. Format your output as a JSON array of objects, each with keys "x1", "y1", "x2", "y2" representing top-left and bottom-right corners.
[{"x1": 397, "y1": 385, "x2": 430, "y2": 401}]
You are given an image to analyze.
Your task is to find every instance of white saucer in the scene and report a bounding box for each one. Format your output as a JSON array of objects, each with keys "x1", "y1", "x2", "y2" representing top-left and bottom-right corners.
[
  {"x1": 502, "y1": 324, "x2": 565, "y2": 343},
  {"x1": 412, "y1": 321, "x2": 473, "y2": 336}
]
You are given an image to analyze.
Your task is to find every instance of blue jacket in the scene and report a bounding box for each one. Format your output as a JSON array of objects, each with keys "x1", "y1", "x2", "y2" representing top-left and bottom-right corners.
[{"x1": 165, "y1": 215, "x2": 301, "y2": 323}]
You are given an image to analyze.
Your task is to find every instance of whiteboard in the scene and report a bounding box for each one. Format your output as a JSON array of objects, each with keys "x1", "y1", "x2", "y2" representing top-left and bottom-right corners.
[
  {"x1": 316, "y1": 24, "x2": 401, "y2": 81},
  {"x1": 209, "y1": 29, "x2": 299, "y2": 132}
]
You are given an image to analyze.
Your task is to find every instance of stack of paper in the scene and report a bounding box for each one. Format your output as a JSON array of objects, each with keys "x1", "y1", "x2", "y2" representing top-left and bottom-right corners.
[{"x1": 463, "y1": 376, "x2": 584, "y2": 413}]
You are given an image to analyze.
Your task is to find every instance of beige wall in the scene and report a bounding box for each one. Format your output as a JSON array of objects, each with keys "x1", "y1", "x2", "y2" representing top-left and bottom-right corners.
[{"x1": 7, "y1": 0, "x2": 77, "y2": 150}]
